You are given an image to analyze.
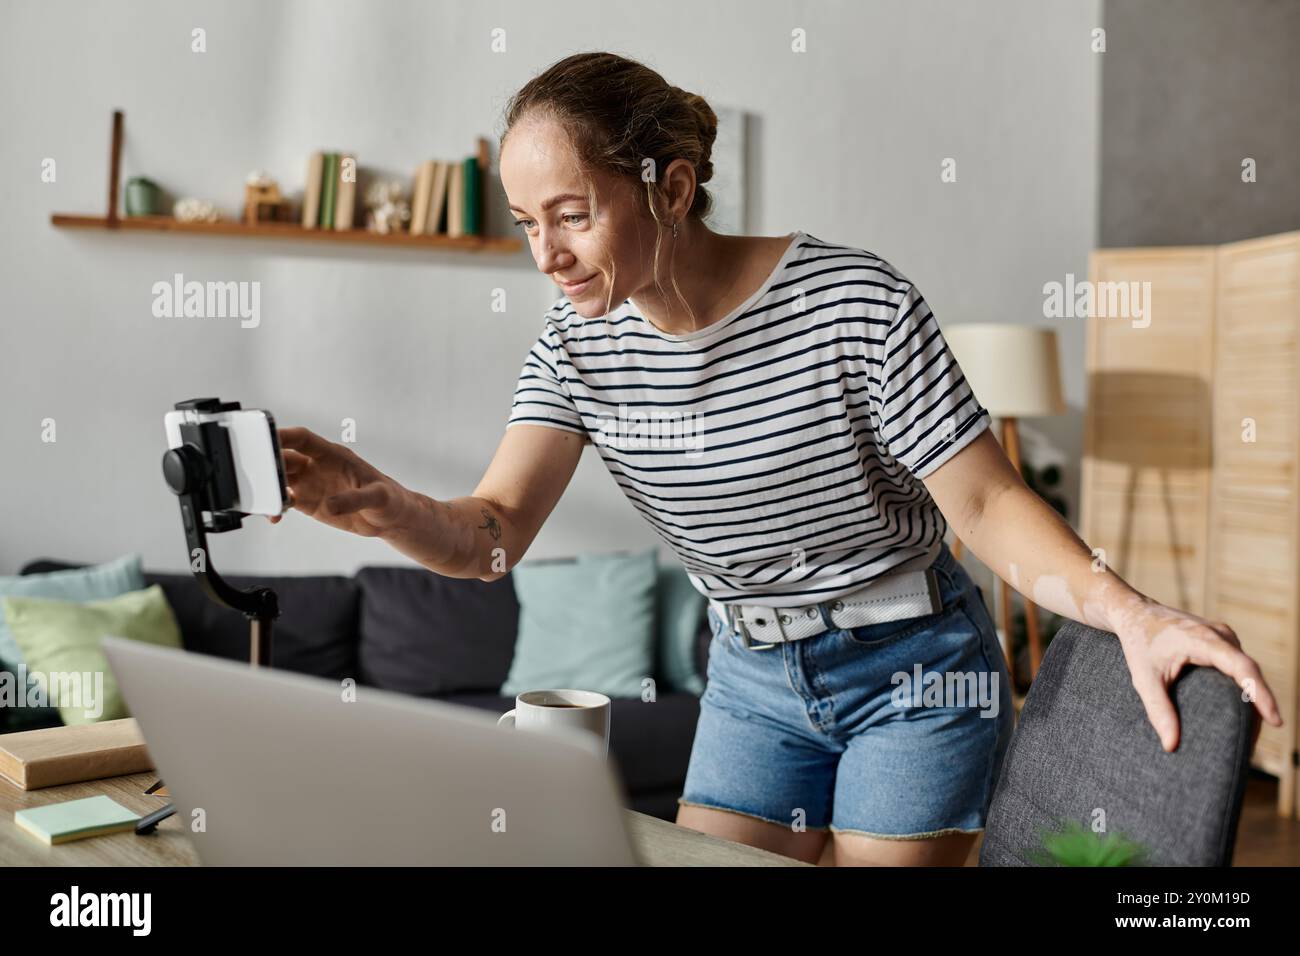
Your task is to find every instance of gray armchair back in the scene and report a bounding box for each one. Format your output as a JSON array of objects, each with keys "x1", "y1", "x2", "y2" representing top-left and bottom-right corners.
[{"x1": 980, "y1": 621, "x2": 1257, "y2": 866}]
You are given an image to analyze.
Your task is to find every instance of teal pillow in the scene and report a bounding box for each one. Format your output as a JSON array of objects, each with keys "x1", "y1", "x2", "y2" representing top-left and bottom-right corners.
[
  {"x1": 503, "y1": 549, "x2": 658, "y2": 700},
  {"x1": 656, "y1": 560, "x2": 706, "y2": 695},
  {"x1": 0, "y1": 554, "x2": 145, "y2": 730},
  {"x1": 2, "y1": 585, "x2": 183, "y2": 725}
]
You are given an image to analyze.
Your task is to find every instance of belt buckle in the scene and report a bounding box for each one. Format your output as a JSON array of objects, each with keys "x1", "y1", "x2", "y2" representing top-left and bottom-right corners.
[{"x1": 730, "y1": 606, "x2": 778, "y2": 651}]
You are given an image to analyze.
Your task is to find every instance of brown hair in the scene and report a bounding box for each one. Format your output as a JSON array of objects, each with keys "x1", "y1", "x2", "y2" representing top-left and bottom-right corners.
[{"x1": 500, "y1": 51, "x2": 718, "y2": 324}]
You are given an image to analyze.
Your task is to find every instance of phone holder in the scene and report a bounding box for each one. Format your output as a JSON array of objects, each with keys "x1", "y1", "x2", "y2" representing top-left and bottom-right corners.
[{"x1": 160, "y1": 397, "x2": 279, "y2": 667}]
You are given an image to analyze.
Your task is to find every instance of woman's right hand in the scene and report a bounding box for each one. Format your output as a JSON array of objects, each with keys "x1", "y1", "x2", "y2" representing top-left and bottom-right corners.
[{"x1": 269, "y1": 427, "x2": 412, "y2": 538}]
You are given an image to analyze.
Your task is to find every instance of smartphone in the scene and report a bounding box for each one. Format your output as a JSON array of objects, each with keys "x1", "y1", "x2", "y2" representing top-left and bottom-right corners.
[{"x1": 164, "y1": 403, "x2": 288, "y2": 517}]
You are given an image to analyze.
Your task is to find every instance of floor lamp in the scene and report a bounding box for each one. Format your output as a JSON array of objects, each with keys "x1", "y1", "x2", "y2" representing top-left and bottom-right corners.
[{"x1": 941, "y1": 324, "x2": 1065, "y2": 688}]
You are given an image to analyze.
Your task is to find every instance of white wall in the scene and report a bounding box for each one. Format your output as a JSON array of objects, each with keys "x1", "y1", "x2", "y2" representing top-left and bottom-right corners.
[{"x1": 0, "y1": 0, "x2": 1100, "y2": 577}]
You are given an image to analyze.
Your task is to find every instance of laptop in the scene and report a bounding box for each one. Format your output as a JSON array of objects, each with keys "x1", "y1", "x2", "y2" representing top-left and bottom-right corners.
[{"x1": 102, "y1": 637, "x2": 640, "y2": 865}]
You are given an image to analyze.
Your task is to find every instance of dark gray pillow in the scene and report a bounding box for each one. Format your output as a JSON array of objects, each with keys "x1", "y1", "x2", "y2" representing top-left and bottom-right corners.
[
  {"x1": 148, "y1": 571, "x2": 360, "y2": 679},
  {"x1": 356, "y1": 566, "x2": 519, "y2": 696}
]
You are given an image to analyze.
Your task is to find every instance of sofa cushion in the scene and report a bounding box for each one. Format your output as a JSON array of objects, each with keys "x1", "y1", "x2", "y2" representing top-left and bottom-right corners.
[
  {"x1": 3, "y1": 554, "x2": 146, "y2": 731},
  {"x1": 445, "y1": 690, "x2": 701, "y2": 794},
  {"x1": 656, "y1": 561, "x2": 707, "y2": 695},
  {"x1": 3, "y1": 584, "x2": 183, "y2": 725},
  {"x1": 503, "y1": 550, "x2": 658, "y2": 700},
  {"x1": 355, "y1": 566, "x2": 519, "y2": 695},
  {"x1": 21, "y1": 560, "x2": 360, "y2": 681}
]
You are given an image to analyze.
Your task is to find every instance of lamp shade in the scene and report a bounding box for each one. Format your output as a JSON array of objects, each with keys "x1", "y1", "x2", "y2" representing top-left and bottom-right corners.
[{"x1": 942, "y1": 323, "x2": 1064, "y2": 418}]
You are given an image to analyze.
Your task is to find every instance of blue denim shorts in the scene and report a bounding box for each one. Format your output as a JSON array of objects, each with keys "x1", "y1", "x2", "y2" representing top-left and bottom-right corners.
[{"x1": 677, "y1": 546, "x2": 1014, "y2": 840}]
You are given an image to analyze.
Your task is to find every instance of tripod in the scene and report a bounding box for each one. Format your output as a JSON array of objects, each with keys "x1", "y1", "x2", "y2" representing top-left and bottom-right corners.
[{"x1": 139, "y1": 398, "x2": 282, "y2": 834}]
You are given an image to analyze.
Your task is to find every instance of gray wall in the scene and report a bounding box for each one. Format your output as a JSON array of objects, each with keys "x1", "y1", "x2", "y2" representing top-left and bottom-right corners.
[
  {"x1": 1, "y1": 0, "x2": 1101, "y2": 577},
  {"x1": 1100, "y1": 0, "x2": 1300, "y2": 246}
]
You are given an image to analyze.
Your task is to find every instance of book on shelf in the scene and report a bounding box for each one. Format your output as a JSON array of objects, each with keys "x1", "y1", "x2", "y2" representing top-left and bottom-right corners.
[
  {"x1": 446, "y1": 162, "x2": 464, "y2": 238},
  {"x1": 333, "y1": 152, "x2": 357, "y2": 230},
  {"x1": 463, "y1": 156, "x2": 480, "y2": 236},
  {"x1": 428, "y1": 161, "x2": 451, "y2": 234},
  {"x1": 410, "y1": 160, "x2": 436, "y2": 234},
  {"x1": 301, "y1": 150, "x2": 356, "y2": 231},
  {"x1": 408, "y1": 153, "x2": 482, "y2": 238},
  {"x1": 412, "y1": 159, "x2": 452, "y2": 237},
  {"x1": 319, "y1": 153, "x2": 338, "y2": 229},
  {"x1": 298, "y1": 145, "x2": 484, "y2": 237},
  {"x1": 301, "y1": 151, "x2": 324, "y2": 229}
]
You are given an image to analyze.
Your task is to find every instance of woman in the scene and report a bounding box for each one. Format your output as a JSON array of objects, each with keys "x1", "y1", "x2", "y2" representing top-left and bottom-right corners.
[{"x1": 273, "y1": 52, "x2": 1282, "y2": 866}]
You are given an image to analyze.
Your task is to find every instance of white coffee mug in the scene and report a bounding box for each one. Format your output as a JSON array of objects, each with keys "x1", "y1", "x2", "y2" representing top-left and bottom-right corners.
[{"x1": 498, "y1": 689, "x2": 611, "y2": 759}]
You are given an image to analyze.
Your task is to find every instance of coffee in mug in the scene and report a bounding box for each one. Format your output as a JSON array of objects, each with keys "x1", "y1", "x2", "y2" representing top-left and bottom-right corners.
[{"x1": 498, "y1": 689, "x2": 611, "y2": 758}]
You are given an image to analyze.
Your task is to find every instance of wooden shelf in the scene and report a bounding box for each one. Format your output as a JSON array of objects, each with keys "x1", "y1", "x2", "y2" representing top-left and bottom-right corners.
[
  {"x1": 50, "y1": 213, "x2": 522, "y2": 253},
  {"x1": 50, "y1": 109, "x2": 521, "y2": 255}
]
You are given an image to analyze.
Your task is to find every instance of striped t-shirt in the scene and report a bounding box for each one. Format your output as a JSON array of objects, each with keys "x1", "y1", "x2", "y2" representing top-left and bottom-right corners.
[{"x1": 506, "y1": 230, "x2": 991, "y2": 607}]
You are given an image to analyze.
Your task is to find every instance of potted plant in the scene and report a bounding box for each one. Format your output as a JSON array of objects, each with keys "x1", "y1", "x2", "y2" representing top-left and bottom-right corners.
[{"x1": 1028, "y1": 820, "x2": 1149, "y2": 866}]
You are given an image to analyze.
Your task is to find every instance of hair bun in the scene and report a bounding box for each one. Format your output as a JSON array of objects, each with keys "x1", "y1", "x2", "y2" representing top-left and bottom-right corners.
[
  {"x1": 680, "y1": 91, "x2": 717, "y2": 183},
  {"x1": 682, "y1": 92, "x2": 718, "y2": 141}
]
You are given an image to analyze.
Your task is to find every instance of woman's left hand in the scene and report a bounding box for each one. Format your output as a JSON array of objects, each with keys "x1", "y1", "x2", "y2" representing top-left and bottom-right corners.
[{"x1": 1109, "y1": 595, "x2": 1283, "y2": 752}]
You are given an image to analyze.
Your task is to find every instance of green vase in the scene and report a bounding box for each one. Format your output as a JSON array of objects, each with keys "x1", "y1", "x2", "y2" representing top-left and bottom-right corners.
[{"x1": 125, "y1": 177, "x2": 161, "y2": 216}]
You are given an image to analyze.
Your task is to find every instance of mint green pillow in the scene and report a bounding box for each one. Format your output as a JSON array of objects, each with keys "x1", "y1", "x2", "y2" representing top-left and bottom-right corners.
[
  {"x1": 0, "y1": 554, "x2": 145, "y2": 729},
  {"x1": 503, "y1": 550, "x2": 658, "y2": 700},
  {"x1": 656, "y1": 560, "x2": 706, "y2": 695},
  {"x1": 2, "y1": 585, "x2": 182, "y2": 726}
]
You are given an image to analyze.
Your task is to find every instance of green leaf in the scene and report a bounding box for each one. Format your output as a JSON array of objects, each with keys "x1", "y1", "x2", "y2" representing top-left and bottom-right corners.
[{"x1": 1027, "y1": 819, "x2": 1148, "y2": 867}]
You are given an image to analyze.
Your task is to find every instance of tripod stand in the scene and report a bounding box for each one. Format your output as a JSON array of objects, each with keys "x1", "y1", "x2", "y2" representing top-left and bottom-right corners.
[{"x1": 140, "y1": 398, "x2": 282, "y2": 833}]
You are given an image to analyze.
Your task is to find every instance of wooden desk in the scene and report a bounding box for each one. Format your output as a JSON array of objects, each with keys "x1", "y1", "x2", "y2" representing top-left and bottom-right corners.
[{"x1": 0, "y1": 773, "x2": 810, "y2": 867}]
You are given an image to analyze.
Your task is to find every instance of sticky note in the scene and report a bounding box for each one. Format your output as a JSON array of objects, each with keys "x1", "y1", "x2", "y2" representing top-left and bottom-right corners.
[{"x1": 14, "y1": 794, "x2": 141, "y2": 845}]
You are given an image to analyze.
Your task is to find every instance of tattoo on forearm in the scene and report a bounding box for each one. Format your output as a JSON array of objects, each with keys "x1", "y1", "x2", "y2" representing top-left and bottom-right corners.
[{"x1": 478, "y1": 508, "x2": 502, "y2": 541}]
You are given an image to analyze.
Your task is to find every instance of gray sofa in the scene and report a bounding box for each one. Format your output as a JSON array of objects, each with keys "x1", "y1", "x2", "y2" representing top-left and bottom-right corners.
[{"x1": 12, "y1": 557, "x2": 711, "y2": 822}]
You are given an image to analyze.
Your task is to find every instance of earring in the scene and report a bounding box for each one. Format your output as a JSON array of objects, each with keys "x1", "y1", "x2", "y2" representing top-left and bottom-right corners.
[{"x1": 672, "y1": 221, "x2": 679, "y2": 240}]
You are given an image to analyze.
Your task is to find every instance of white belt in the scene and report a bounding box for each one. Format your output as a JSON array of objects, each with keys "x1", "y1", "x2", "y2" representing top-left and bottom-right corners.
[{"x1": 710, "y1": 568, "x2": 943, "y2": 650}]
